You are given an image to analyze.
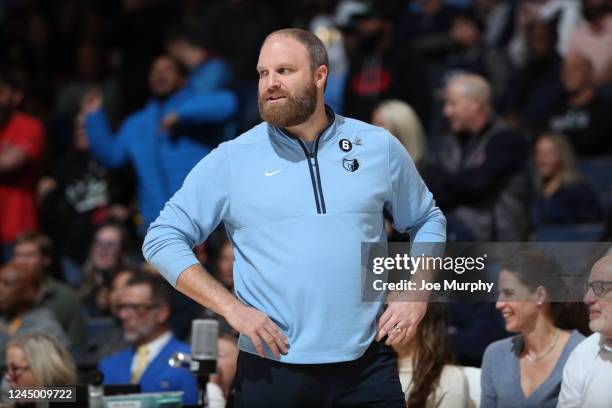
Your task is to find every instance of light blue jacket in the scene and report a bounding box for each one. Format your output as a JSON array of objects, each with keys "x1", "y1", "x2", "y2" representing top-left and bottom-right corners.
[{"x1": 143, "y1": 108, "x2": 446, "y2": 363}]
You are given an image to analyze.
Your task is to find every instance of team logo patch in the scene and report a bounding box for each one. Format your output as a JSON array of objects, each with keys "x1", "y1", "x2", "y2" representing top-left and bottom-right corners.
[
  {"x1": 339, "y1": 139, "x2": 352, "y2": 152},
  {"x1": 343, "y1": 158, "x2": 359, "y2": 172}
]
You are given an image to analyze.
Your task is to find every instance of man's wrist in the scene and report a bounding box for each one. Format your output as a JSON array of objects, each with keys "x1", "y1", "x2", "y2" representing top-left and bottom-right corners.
[{"x1": 219, "y1": 296, "x2": 242, "y2": 318}]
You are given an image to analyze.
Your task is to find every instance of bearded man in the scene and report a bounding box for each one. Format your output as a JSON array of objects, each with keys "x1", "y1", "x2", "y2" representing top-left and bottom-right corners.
[{"x1": 143, "y1": 28, "x2": 446, "y2": 407}]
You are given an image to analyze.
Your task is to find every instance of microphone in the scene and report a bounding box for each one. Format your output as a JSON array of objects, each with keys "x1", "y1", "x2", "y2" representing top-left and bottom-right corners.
[{"x1": 190, "y1": 319, "x2": 218, "y2": 376}]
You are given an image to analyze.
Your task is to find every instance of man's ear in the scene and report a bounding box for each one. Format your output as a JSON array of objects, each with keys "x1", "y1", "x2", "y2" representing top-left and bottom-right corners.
[{"x1": 315, "y1": 65, "x2": 328, "y2": 90}]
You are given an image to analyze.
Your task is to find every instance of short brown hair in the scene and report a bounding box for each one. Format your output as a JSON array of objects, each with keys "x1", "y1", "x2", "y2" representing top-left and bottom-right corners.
[
  {"x1": 126, "y1": 271, "x2": 174, "y2": 312},
  {"x1": 266, "y1": 28, "x2": 329, "y2": 71},
  {"x1": 14, "y1": 230, "x2": 53, "y2": 258}
]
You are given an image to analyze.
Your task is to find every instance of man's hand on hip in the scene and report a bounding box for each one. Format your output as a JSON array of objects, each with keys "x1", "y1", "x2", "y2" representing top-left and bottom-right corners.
[
  {"x1": 375, "y1": 301, "x2": 427, "y2": 347},
  {"x1": 225, "y1": 302, "x2": 289, "y2": 358}
]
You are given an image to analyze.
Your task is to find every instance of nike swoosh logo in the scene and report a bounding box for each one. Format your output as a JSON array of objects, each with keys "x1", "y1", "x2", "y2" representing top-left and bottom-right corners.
[{"x1": 264, "y1": 169, "x2": 283, "y2": 176}]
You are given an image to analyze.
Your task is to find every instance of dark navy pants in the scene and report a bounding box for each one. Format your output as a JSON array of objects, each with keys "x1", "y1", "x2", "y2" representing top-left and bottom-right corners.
[{"x1": 234, "y1": 341, "x2": 405, "y2": 408}]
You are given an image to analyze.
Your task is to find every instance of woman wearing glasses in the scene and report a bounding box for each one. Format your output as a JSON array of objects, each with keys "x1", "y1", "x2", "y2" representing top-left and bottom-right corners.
[
  {"x1": 2, "y1": 332, "x2": 76, "y2": 405},
  {"x1": 481, "y1": 250, "x2": 588, "y2": 408}
]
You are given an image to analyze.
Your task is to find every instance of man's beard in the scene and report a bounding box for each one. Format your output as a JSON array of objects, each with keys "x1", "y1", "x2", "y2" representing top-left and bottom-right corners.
[{"x1": 258, "y1": 80, "x2": 317, "y2": 128}]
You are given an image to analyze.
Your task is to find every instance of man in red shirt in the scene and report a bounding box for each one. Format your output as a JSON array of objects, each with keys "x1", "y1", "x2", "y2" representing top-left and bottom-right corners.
[{"x1": 0, "y1": 75, "x2": 45, "y2": 262}]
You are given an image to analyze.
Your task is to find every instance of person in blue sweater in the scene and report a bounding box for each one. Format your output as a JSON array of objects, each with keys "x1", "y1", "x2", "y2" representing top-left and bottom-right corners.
[
  {"x1": 80, "y1": 54, "x2": 237, "y2": 232},
  {"x1": 143, "y1": 29, "x2": 446, "y2": 407},
  {"x1": 99, "y1": 272, "x2": 198, "y2": 405}
]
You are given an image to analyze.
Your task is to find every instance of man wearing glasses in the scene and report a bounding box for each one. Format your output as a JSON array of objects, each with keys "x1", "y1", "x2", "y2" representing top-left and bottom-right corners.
[
  {"x1": 98, "y1": 272, "x2": 199, "y2": 405},
  {"x1": 558, "y1": 254, "x2": 612, "y2": 407}
]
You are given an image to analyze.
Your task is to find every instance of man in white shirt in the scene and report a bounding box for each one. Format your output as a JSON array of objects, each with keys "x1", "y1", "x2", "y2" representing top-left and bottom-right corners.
[{"x1": 558, "y1": 254, "x2": 612, "y2": 408}]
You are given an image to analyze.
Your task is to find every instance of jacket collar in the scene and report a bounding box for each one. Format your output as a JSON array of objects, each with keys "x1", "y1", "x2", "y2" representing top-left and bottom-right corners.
[{"x1": 269, "y1": 105, "x2": 338, "y2": 148}]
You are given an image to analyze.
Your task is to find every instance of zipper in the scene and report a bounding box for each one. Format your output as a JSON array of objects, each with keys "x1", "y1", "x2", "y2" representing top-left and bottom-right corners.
[
  {"x1": 279, "y1": 106, "x2": 334, "y2": 214},
  {"x1": 296, "y1": 138, "x2": 326, "y2": 214}
]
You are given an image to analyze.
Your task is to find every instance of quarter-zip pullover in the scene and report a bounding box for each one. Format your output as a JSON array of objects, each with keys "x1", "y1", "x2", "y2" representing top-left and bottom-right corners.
[{"x1": 143, "y1": 108, "x2": 446, "y2": 363}]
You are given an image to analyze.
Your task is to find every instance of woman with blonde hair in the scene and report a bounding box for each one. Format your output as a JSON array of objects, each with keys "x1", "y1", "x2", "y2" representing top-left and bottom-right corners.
[
  {"x1": 533, "y1": 132, "x2": 602, "y2": 225},
  {"x1": 372, "y1": 100, "x2": 427, "y2": 169},
  {"x1": 4, "y1": 333, "x2": 77, "y2": 389}
]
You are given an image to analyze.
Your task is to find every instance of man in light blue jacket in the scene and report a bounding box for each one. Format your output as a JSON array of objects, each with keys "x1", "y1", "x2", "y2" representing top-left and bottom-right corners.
[{"x1": 144, "y1": 29, "x2": 446, "y2": 407}]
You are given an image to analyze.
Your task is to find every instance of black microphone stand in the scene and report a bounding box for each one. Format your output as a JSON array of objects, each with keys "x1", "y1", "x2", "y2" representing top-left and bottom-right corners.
[
  {"x1": 196, "y1": 372, "x2": 209, "y2": 408},
  {"x1": 191, "y1": 358, "x2": 216, "y2": 408}
]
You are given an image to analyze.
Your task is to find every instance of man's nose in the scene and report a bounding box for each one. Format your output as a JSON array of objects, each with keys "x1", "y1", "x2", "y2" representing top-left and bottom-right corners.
[
  {"x1": 117, "y1": 308, "x2": 130, "y2": 321},
  {"x1": 265, "y1": 73, "x2": 280, "y2": 90},
  {"x1": 584, "y1": 287, "x2": 596, "y2": 305}
]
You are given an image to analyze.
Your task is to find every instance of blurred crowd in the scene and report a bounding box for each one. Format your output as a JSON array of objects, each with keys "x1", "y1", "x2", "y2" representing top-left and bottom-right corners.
[{"x1": 1, "y1": 0, "x2": 612, "y2": 406}]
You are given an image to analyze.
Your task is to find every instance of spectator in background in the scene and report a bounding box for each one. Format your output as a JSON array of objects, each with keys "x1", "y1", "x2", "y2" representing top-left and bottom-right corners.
[
  {"x1": 80, "y1": 54, "x2": 238, "y2": 234},
  {"x1": 1, "y1": 332, "x2": 76, "y2": 405},
  {"x1": 55, "y1": 41, "x2": 121, "y2": 125},
  {"x1": 500, "y1": 19, "x2": 565, "y2": 133},
  {"x1": 396, "y1": 0, "x2": 459, "y2": 55},
  {"x1": 75, "y1": 268, "x2": 135, "y2": 368},
  {"x1": 430, "y1": 74, "x2": 530, "y2": 241},
  {"x1": 99, "y1": 272, "x2": 198, "y2": 405},
  {"x1": 371, "y1": 99, "x2": 427, "y2": 170},
  {"x1": 75, "y1": 268, "x2": 134, "y2": 366},
  {"x1": 533, "y1": 133, "x2": 603, "y2": 226},
  {"x1": 444, "y1": 11, "x2": 497, "y2": 84},
  {"x1": 342, "y1": 5, "x2": 432, "y2": 126},
  {"x1": 12, "y1": 231, "x2": 85, "y2": 349},
  {"x1": 558, "y1": 254, "x2": 612, "y2": 407},
  {"x1": 38, "y1": 115, "x2": 133, "y2": 286},
  {"x1": 394, "y1": 302, "x2": 469, "y2": 408},
  {"x1": 4, "y1": 332, "x2": 76, "y2": 388},
  {"x1": 481, "y1": 250, "x2": 586, "y2": 408},
  {"x1": 0, "y1": 262, "x2": 67, "y2": 367},
  {"x1": 0, "y1": 74, "x2": 45, "y2": 263},
  {"x1": 567, "y1": 0, "x2": 612, "y2": 83},
  {"x1": 79, "y1": 221, "x2": 133, "y2": 316},
  {"x1": 508, "y1": 0, "x2": 582, "y2": 67},
  {"x1": 165, "y1": 26, "x2": 233, "y2": 94},
  {"x1": 549, "y1": 53, "x2": 612, "y2": 156}
]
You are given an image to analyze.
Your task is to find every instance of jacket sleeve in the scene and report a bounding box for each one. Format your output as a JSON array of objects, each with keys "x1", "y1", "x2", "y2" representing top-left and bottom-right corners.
[
  {"x1": 142, "y1": 144, "x2": 231, "y2": 286},
  {"x1": 175, "y1": 91, "x2": 238, "y2": 125},
  {"x1": 84, "y1": 109, "x2": 130, "y2": 169},
  {"x1": 385, "y1": 133, "x2": 446, "y2": 245}
]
